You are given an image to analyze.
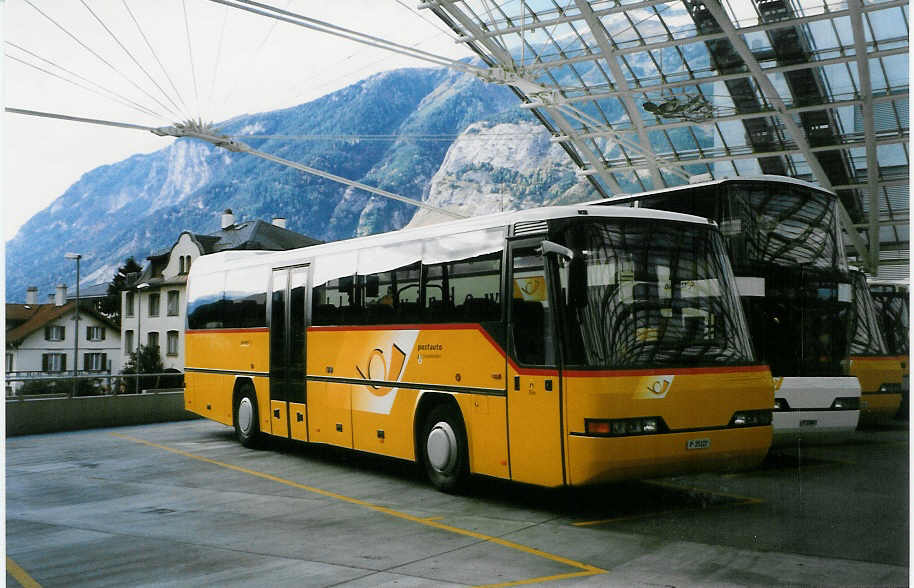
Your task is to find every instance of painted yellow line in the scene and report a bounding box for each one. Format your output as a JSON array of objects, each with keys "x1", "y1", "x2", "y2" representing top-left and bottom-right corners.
[
  {"x1": 478, "y1": 569, "x2": 603, "y2": 587},
  {"x1": 7, "y1": 557, "x2": 42, "y2": 588},
  {"x1": 111, "y1": 433, "x2": 605, "y2": 585},
  {"x1": 572, "y1": 480, "x2": 763, "y2": 527}
]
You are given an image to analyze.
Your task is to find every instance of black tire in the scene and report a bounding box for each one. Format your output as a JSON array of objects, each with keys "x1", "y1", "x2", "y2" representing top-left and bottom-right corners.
[
  {"x1": 234, "y1": 383, "x2": 262, "y2": 448},
  {"x1": 421, "y1": 403, "x2": 469, "y2": 492}
]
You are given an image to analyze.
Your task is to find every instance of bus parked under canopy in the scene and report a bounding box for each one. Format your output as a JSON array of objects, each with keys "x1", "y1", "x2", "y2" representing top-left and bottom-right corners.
[{"x1": 185, "y1": 205, "x2": 773, "y2": 490}]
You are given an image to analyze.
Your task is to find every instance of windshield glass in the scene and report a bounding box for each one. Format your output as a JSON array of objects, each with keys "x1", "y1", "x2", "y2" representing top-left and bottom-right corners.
[
  {"x1": 743, "y1": 269, "x2": 853, "y2": 377},
  {"x1": 849, "y1": 271, "x2": 889, "y2": 356},
  {"x1": 871, "y1": 286, "x2": 909, "y2": 355},
  {"x1": 722, "y1": 182, "x2": 847, "y2": 271},
  {"x1": 553, "y1": 218, "x2": 754, "y2": 369}
]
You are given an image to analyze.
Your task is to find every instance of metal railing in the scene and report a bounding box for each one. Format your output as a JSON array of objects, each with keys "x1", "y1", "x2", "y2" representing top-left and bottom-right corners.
[{"x1": 5, "y1": 371, "x2": 184, "y2": 400}]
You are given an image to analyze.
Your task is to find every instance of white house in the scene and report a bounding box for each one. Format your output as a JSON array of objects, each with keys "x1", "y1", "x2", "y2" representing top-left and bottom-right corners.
[
  {"x1": 6, "y1": 285, "x2": 121, "y2": 391},
  {"x1": 121, "y1": 210, "x2": 320, "y2": 371}
]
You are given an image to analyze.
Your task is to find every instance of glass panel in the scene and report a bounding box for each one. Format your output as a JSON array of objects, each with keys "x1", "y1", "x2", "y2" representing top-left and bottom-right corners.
[
  {"x1": 511, "y1": 246, "x2": 555, "y2": 367},
  {"x1": 187, "y1": 271, "x2": 225, "y2": 330},
  {"x1": 553, "y1": 218, "x2": 753, "y2": 368}
]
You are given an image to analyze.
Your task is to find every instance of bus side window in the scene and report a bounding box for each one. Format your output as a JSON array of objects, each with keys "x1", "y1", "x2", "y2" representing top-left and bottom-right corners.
[
  {"x1": 449, "y1": 252, "x2": 501, "y2": 323},
  {"x1": 225, "y1": 269, "x2": 267, "y2": 328},
  {"x1": 311, "y1": 277, "x2": 356, "y2": 326}
]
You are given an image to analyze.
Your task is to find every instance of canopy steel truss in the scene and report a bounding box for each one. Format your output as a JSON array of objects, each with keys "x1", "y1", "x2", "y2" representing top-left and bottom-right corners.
[{"x1": 422, "y1": 0, "x2": 909, "y2": 275}]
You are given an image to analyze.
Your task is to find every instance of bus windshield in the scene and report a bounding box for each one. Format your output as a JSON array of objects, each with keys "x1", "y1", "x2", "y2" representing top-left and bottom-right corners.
[
  {"x1": 554, "y1": 218, "x2": 754, "y2": 369},
  {"x1": 850, "y1": 271, "x2": 888, "y2": 356}
]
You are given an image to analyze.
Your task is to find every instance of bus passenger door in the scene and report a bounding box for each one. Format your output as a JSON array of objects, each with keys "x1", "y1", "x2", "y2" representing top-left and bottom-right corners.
[
  {"x1": 506, "y1": 242, "x2": 566, "y2": 487},
  {"x1": 270, "y1": 266, "x2": 310, "y2": 441}
]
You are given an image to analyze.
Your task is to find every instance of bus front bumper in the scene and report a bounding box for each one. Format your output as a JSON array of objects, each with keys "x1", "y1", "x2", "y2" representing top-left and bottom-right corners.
[
  {"x1": 566, "y1": 425, "x2": 772, "y2": 486},
  {"x1": 772, "y1": 409, "x2": 859, "y2": 446}
]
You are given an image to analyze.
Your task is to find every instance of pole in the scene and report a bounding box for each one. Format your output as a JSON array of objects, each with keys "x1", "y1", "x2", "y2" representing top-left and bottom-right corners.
[{"x1": 72, "y1": 256, "x2": 81, "y2": 397}]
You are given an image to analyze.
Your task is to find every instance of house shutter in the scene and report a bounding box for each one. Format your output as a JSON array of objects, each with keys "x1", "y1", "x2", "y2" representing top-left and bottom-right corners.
[
  {"x1": 61, "y1": 354, "x2": 67, "y2": 372},
  {"x1": 102, "y1": 353, "x2": 108, "y2": 372},
  {"x1": 44, "y1": 326, "x2": 50, "y2": 341},
  {"x1": 42, "y1": 354, "x2": 48, "y2": 371},
  {"x1": 101, "y1": 328, "x2": 106, "y2": 341}
]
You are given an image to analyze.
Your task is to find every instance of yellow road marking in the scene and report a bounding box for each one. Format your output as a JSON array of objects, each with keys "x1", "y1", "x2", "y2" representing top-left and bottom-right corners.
[
  {"x1": 7, "y1": 556, "x2": 42, "y2": 588},
  {"x1": 112, "y1": 433, "x2": 605, "y2": 586},
  {"x1": 573, "y1": 480, "x2": 763, "y2": 527}
]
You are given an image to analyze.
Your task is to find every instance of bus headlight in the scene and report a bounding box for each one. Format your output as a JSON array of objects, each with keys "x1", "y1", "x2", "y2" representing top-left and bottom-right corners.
[
  {"x1": 878, "y1": 383, "x2": 902, "y2": 394},
  {"x1": 585, "y1": 417, "x2": 666, "y2": 436},
  {"x1": 729, "y1": 410, "x2": 772, "y2": 427},
  {"x1": 831, "y1": 397, "x2": 860, "y2": 410},
  {"x1": 773, "y1": 398, "x2": 790, "y2": 411}
]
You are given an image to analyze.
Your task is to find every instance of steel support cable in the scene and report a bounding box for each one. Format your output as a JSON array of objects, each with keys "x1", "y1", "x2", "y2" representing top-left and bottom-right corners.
[
  {"x1": 78, "y1": 0, "x2": 183, "y2": 118},
  {"x1": 209, "y1": 0, "x2": 481, "y2": 73},
  {"x1": 21, "y1": 0, "x2": 179, "y2": 121},
  {"x1": 208, "y1": 5, "x2": 231, "y2": 108},
  {"x1": 394, "y1": 0, "x2": 461, "y2": 42},
  {"x1": 6, "y1": 42, "x2": 166, "y2": 121},
  {"x1": 5, "y1": 107, "x2": 158, "y2": 132},
  {"x1": 217, "y1": 0, "x2": 289, "y2": 110},
  {"x1": 121, "y1": 0, "x2": 189, "y2": 115},
  {"x1": 5, "y1": 107, "x2": 466, "y2": 220},
  {"x1": 182, "y1": 0, "x2": 201, "y2": 116}
]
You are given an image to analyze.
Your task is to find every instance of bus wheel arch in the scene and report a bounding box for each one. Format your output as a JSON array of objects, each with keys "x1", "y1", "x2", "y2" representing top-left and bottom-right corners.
[
  {"x1": 415, "y1": 393, "x2": 469, "y2": 492},
  {"x1": 233, "y1": 378, "x2": 262, "y2": 448}
]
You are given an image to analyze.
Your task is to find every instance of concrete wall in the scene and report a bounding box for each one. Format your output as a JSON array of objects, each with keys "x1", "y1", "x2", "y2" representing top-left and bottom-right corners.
[{"x1": 6, "y1": 391, "x2": 200, "y2": 436}]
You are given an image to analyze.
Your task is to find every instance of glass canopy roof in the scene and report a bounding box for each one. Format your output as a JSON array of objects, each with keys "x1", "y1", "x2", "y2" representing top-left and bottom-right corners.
[{"x1": 423, "y1": 0, "x2": 909, "y2": 277}]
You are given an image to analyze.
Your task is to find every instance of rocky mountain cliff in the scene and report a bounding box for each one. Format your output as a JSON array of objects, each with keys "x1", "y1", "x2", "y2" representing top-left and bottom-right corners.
[{"x1": 7, "y1": 66, "x2": 604, "y2": 301}]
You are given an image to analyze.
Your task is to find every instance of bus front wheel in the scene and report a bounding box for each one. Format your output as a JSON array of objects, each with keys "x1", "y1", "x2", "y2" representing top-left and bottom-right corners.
[
  {"x1": 422, "y1": 404, "x2": 468, "y2": 492},
  {"x1": 234, "y1": 384, "x2": 262, "y2": 448}
]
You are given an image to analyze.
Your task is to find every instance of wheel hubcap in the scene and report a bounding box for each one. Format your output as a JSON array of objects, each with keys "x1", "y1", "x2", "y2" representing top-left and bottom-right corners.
[
  {"x1": 426, "y1": 421, "x2": 457, "y2": 473},
  {"x1": 238, "y1": 397, "x2": 253, "y2": 435}
]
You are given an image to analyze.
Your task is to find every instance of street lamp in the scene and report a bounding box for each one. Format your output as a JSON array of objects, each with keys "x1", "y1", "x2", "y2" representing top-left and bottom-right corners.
[{"x1": 64, "y1": 253, "x2": 81, "y2": 397}]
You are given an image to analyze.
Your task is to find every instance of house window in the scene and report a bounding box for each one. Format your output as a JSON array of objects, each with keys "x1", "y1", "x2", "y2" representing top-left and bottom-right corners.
[
  {"x1": 125, "y1": 292, "x2": 135, "y2": 317},
  {"x1": 86, "y1": 326, "x2": 105, "y2": 341},
  {"x1": 167, "y1": 290, "x2": 180, "y2": 316},
  {"x1": 44, "y1": 325, "x2": 65, "y2": 341},
  {"x1": 167, "y1": 330, "x2": 179, "y2": 356},
  {"x1": 185, "y1": 256, "x2": 192, "y2": 272},
  {"x1": 125, "y1": 330, "x2": 134, "y2": 354},
  {"x1": 42, "y1": 353, "x2": 67, "y2": 373},
  {"x1": 84, "y1": 353, "x2": 108, "y2": 372},
  {"x1": 147, "y1": 331, "x2": 159, "y2": 350},
  {"x1": 179, "y1": 257, "x2": 185, "y2": 274},
  {"x1": 148, "y1": 293, "x2": 160, "y2": 317},
  {"x1": 6, "y1": 353, "x2": 13, "y2": 372}
]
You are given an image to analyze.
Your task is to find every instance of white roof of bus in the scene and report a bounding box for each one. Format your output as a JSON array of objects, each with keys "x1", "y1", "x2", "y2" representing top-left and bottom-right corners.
[
  {"x1": 588, "y1": 175, "x2": 837, "y2": 206},
  {"x1": 190, "y1": 204, "x2": 713, "y2": 275}
]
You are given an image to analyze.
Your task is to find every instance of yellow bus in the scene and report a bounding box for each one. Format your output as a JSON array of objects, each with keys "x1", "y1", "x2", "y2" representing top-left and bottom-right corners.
[{"x1": 185, "y1": 205, "x2": 773, "y2": 490}]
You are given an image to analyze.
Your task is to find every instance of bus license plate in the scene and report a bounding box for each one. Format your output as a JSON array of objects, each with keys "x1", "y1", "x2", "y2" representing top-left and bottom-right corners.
[{"x1": 686, "y1": 438, "x2": 710, "y2": 450}]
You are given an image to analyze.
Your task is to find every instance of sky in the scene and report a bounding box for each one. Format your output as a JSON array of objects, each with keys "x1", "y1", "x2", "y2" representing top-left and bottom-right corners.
[{"x1": 2, "y1": 0, "x2": 476, "y2": 239}]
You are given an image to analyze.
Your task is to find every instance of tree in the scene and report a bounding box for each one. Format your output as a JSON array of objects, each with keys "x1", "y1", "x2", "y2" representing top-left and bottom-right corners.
[
  {"x1": 98, "y1": 257, "x2": 143, "y2": 326},
  {"x1": 121, "y1": 344, "x2": 165, "y2": 393}
]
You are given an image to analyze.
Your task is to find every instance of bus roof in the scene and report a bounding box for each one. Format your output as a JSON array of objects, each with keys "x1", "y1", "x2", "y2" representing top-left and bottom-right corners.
[
  {"x1": 588, "y1": 175, "x2": 836, "y2": 207},
  {"x1": 190, "y1": 204, "x2": 714, "y2": 274}
]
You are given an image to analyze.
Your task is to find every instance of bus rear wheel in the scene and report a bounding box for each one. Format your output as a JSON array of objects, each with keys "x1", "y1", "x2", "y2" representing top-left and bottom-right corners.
[
  {"x1": 234, "y1": 384, "x2": 262, "y2": 448},
  {"x1": 422, "y1": 404, "x2": 468, "y2": 492}
]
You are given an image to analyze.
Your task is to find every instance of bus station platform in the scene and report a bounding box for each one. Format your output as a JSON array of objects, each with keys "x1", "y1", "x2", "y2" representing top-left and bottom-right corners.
[{"x1": 7, "y1": 420, "x2": 908, "y2": 587}]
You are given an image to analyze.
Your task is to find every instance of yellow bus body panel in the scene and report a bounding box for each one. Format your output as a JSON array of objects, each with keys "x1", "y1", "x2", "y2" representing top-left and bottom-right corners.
[
  {"x1": 561, "y1": 366, "x2": 773, "y2": 487},
  {"x1": 850, "y1": 355, "x2": 903, "y2": 421},
  {"x1": 185, "y1": 329, "x2": 271, "y2": 432},
  {"x1": 307, "y1": 326, "x2": 510, "y2": 477},
  {"x1": 289, "y1": 402, "x2": 308, "y2": 441}
]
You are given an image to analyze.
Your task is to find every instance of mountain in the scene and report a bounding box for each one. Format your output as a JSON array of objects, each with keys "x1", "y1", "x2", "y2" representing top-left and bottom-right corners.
[{"x1": 6, "y1": 66, "x2": 607, "y2": 301}]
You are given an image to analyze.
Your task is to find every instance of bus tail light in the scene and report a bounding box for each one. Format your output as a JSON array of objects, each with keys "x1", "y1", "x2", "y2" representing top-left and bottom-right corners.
[
  {"x1": 729, "y1": 410, "x2": 772, "y2": 427},
  {"x1": 831, "y1": 397, "x2": 860, "y2": 410},
  {"x1": 585, "y1": 417, "x2": 666, "y2": 437}
]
